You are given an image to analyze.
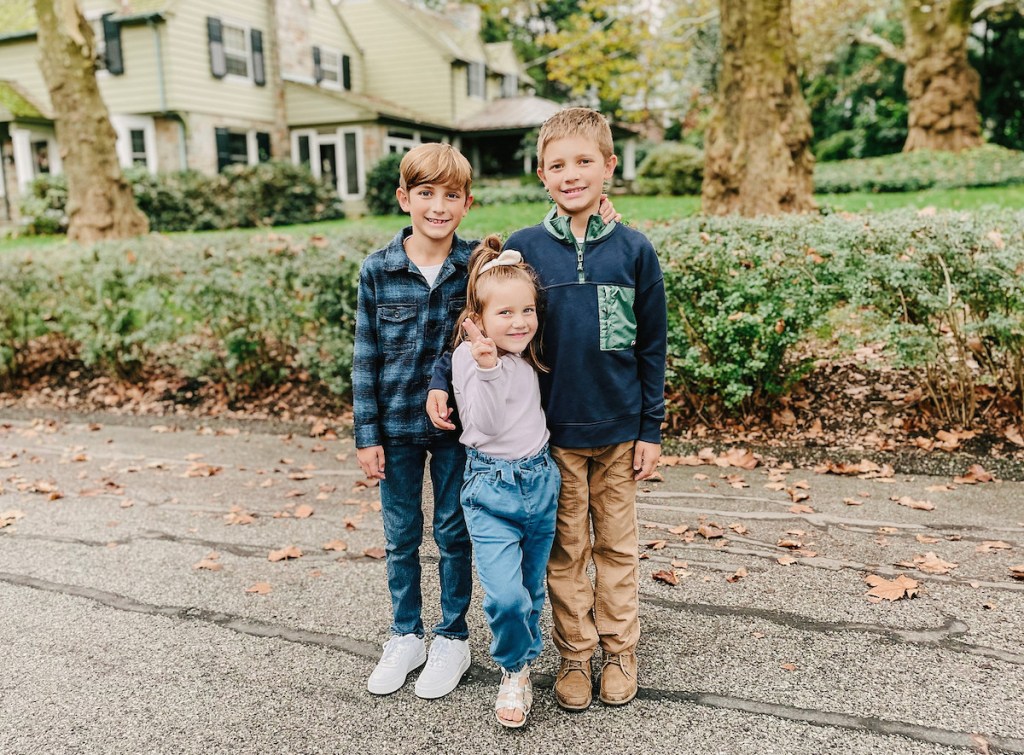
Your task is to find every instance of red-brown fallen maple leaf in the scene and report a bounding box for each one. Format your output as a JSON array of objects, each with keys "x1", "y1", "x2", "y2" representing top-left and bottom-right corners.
[
  {"x1": 652, "y1": 570, "x2": 679, "y2": 586},
  {"x1": 864, "y1": 574, "x2": 920, "y2": 601}
]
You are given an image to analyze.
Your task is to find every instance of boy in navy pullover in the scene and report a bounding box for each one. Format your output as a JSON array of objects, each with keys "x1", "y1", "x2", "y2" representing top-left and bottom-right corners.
[{"x1": 428, "y1": 108, "x2": 667, "y2": 710}]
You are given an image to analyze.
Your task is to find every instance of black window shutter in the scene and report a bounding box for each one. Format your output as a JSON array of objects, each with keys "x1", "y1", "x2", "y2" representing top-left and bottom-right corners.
[
  {"x1": 215, "y1": 127, "x2": 231, "y2": 172},
  {"x1": 251, "y1": 29, "x2": 265, "y2": 86},
  {"x1": 102, "y1": 13, "x2": 124, "y2": 75},
  {"x1": 256, "y1": 132, "x2": 271, "y2": 162},
  {"x1": 207, "y1": 17, "x2": 226, "y2": 79},
  {"x1": 342, "y1": 54, "x2": 351, "y2": 90},
  {"x1": 312, "y1": 46, "x2": 323, "y2": 83}
]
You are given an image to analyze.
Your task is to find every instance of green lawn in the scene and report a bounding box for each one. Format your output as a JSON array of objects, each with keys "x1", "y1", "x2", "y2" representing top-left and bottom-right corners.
[{"x1": 3, "y1": 185, "x2": 1021, "y2": 255}]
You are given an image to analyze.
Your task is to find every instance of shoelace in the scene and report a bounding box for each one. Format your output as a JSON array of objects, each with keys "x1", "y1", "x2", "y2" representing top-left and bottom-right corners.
[
  {"x1": 380, "y1": 638, "x2": 414, "y2": 666},
  {"x1": 426, "y1": 638, "x2": 451, "y2": 668}
]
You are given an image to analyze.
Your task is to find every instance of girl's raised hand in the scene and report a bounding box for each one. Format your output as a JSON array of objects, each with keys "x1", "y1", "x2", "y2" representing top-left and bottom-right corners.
[{"x1": 464, "y1": 319, "x2": 498, "y2": 369}]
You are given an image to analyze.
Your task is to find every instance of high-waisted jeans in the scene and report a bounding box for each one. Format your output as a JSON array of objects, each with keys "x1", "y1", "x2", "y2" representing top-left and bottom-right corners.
[{"x1": 460, "y1": 446, "x2": 560, "y2": 672}]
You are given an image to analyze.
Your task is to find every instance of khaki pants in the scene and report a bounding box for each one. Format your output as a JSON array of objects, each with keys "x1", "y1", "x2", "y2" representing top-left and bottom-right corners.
[{"x1": 547, "y1": 442, "x2": 639, "y2": 660}]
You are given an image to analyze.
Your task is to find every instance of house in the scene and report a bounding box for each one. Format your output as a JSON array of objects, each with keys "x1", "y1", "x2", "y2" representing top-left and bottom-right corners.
[{"x1": 0, "y1": 0, "x2": 637, "y2": 223}]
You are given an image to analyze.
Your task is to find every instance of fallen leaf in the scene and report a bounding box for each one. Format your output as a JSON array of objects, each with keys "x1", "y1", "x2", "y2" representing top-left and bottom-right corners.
[
  {"x1": 354, "y1": 478, "x2": 380, "y2": 489},
  {"x1": 788, "y1": 503, "x2": 814, "y2": 514},
  {"x1": 224, "y1": 507, "x2": 256, "y2": 525},
  {"x1": 777, "y1": 538, "x2": 803, "y2": 549},
  {"x1": 670, "y1": 559, "x2": 688, "y2": 569},
  {"x1": 726, "y1": 566, "x2": 748, "y2": 583},
  {"x1": 0, "y1": 509, "x2": 26, "y2": 528},
  {"x1": 864, "y1": 574, "x2": 919, "y2": 601},
  {"x1": 777, "y1": 555, "x2": 798, "y2": 565},
  {"x1": 915, "y1": 534, "x2": 940, "y2": 544},
  {"x1": 322, "y1": 539, "x2": 348, "y2": 551},
  {"x1": 363, "y1": 547, "x2": 386, "y2": 559},
  {"x1": 294, "y1": 504, "x2": 315, "y2": 519},
  {"x1": 268, "y1": 545, "x2": 303, "y2": 562},
  {"x1": 1009, "y1": 565, "x2": 1024, "y2": 581},
  {"x1": 780, "y1": 663, "x2": 797, "y2": 672},
  {"x1": 843, "y1": 497, "x2": 864, "y2": 506},
  {"x1": 652, "y1": 570, "x2": 679, "y2": 586},
  {"x1": 977, "y1": 540, "x2": 1011, "y2": 553},
  {"x1": 913, "y1": 552, "x2": 958, "y2": 575},
  {"x1": 891, "y1": 495, "x2": 935, "y2": 511},
  {"x1": 245, "y1": 582, "x2": 272, "y2": 595},
  {"x1": 184, "y1": 463, "x2": 222, "y2": 478},
  {"x1": 953, "y1": 464, "x2": 994, "y2": 484},
  {"x1": 193, "y1": 556, "x2": 222, "y2": 571},
  {"x1": 727, "y1": 522, "x2": 749, "y2": 535},
  {"x1": 698, "y1": 524, "x2": 724, "y2": 539},
  {"x1": 717, "y1": 448, "x2": 759, "y2": 470},
  {"x1": 644, "y1": 539, "x2": 668, "y2": 550}
]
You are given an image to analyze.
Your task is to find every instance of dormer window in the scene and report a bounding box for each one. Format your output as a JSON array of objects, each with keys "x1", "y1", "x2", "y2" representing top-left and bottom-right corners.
[
  {"x1": 320, "y1": 49, "x2": 340, "y2": 86},
  {"x1": 502, "y1": 74, "x2": 518, "y2": 98},
  {"x1": 467, "y1": 61, "x2": 485, "y2": 98},
  {"x1": 223, "y1": 23, "x2": 250, "y2": 77}
]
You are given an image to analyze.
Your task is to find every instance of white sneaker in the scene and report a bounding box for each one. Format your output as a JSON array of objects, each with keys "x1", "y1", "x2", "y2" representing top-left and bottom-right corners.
[
  {"x1": 367, "y1": 634, "x2": 426, "y2": 695},
  {"x1": 414, "y1": 636, "x2": 471, "y2": 699}
]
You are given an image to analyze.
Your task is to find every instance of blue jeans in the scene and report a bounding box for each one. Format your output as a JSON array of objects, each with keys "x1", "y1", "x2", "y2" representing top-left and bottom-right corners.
[
  {"x1": 461, "y1": 446, "x2": 560, "y2": 672},
  {"x1": 379, "y1": 440, "x2": 472, "y2": 640}
]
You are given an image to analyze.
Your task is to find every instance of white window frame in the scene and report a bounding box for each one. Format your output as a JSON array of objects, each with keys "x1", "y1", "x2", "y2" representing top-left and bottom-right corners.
[
  {"x1": 111, "y1": 115, "x2": 157, "y2": 173},
  {"x1": 318, "y1": 48, "x2": 341, "y2": 88},
  {"x1": 385, "y1": 129, "x2": 422, "y2": 154},
  {"x1": 502, "y1": 73, "x2": 518, "y2": 98},
  {"x1": 221, "y1": 19, "x2": 252, "y2": 81},
  {"x1": 84, "y1": 12, "x2": 110, "y2": 78},
  {"x1": 467, "y1": 61, "x2": 486, "y2": 99},
  {"x1": 337, "y1": 126, "x2": 365, "y2": 199}
]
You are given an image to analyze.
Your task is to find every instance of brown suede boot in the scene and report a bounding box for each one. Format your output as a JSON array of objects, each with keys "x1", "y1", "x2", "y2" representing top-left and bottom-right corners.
[
  {"x1": 554, "y1": 658, "x2": 592, "y2": 711},
  {"x1": 599, "y1": 651, "x2": 638, "y2": 705}
]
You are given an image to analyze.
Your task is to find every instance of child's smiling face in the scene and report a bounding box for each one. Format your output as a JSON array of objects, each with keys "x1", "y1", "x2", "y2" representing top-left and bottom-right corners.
[
  {"x1": 397, "y1": 181, "x2": 473, "y2": 243},
  {"x1": 476, "y1": 278, "x2": 539, "y2": 356},
  {"x1": 536, "y1": 135, "x2": 616, "y2": 220}
]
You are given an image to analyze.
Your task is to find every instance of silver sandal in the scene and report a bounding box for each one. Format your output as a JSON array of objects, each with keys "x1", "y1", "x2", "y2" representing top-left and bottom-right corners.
[{"x1": 495, "y1": 665, "x2": 532, "y2": 728}]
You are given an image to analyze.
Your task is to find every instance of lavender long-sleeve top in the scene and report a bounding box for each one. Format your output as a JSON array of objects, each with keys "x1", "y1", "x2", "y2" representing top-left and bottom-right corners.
[{"x1": 451, "y1": 342, "x2": 549, "y2": 461}]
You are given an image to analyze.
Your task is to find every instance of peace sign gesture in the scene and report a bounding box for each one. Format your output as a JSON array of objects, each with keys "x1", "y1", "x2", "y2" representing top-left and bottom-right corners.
[{"x1": 463, "y1": 318, "x2": 498, "y2": 369}]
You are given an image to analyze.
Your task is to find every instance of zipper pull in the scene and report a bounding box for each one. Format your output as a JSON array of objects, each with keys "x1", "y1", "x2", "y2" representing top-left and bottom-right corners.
[{"x1": 576, "y1": 240, "x2": 585, "y2": 283}]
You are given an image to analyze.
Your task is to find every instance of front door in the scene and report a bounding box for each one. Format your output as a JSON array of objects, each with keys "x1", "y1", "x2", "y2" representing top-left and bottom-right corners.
[{"x1": 319, "y1": 142, "x2": 338, "y2": 194}]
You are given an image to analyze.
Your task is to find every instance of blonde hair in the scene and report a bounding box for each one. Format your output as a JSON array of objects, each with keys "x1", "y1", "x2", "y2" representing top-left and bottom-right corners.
[
  {"x1": 536, "y1": 107, "x2": 614, "y2": 167},
  {"x1": 399, "y1": 143, "x2": 473, "y2": 193},
  {"x1": 452, "y1": 234, "x2": 548, "y2": 373}
]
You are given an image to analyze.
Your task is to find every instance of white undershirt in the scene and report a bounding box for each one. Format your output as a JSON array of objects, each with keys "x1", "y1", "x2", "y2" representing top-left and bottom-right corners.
[{"x1": 418, "y1": 263, "x2": 443, "y2": 287}]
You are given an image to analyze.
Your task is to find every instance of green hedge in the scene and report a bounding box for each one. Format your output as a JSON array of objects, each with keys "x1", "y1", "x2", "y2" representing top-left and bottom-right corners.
[
  {"x1": 814, "y1": 145, "x2": 1024, "y2": 194},
  {"x1": 18, "y1": 162, "x2": 344, "y2": 234},
  {"x1": 3, "y1": 211, "x2": 1023, "y2": 425}
]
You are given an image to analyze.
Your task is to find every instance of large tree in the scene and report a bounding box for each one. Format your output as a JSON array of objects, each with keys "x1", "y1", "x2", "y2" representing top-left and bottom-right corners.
[
  {"x1": 701, "y1": 0, "x2": 815, "y2": 216},
  {"x1": 34, "y1": 0, "x2": 148, "y2": 242},
  {"x1": 901, "y1": 0, "x2": 982, "y2": 151}
]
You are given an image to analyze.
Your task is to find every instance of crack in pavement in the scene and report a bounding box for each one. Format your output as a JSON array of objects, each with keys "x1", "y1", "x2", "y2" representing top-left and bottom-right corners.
[
  {"x1": 642, "y1": 595, "x2": 1024, "y2": 665},
  {"x1": 1, "y1": 571, "x2": 1021, "y2": 753}
]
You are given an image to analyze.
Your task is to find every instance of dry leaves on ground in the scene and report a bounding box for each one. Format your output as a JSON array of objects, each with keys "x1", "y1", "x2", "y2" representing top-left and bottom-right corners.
[
  {"x1": 977, "y1": 540, "x2": 1011, "y2": 553},
  {"x1": 1010, "y1": 565, "x2": 1024, "y2": 581},
  {"x1": 268, "y1": 545, "x2": 303, "y2": 562},
  {"x1": 363, "y1": 547, "x2": 386, "y2": 559},
  {"x1": 891, "y1": 495, "x2": 935, "y2": 511},
  {"x1": 898, "y1": 552, "x2": 958, "y2": 575},
  {"x1": 726, "y1": 566, "x2": 748, "y2": 583},
  {"x1": 245, "y1": 582, "x2": 272, "y2": 595},
  {"x1": 224, "y1": 506, "x2": 256, "y2": 525},
  {"x1": 864, "y1": 574, "x2": 920, "y2": 602},
  {"x1": 322, "y1": 539, "x2": 348, "y2": 551},
  {"x1": 193, "y1": 552, "x2": 222, "y2": 571},
  {"x1": 652, "y1": 570, "x2": 679, "y2": 586},
  {"x1": 954, "y1": 464, "x2": 995, "y2": 484},
  {"x1": 294, "y1": 504, "x2": 314, "y2": 519},
  {"x1": 0, "y1": 509, "x2": 26, "y2": 528}
]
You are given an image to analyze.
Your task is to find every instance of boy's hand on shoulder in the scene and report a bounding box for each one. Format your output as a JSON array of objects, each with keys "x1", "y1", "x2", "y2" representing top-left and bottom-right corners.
[
  {"x1": 426, "y1": 389, "x2": 456, "y2": 431},
  {"x1": 633, "y1": 441, "x2": 661, "y2": 481},
  {"x1": 356, "y1": 445, "x2": 386, "y2": 480},
  {"x1": 598, "y1": 194, "x2": 622, "y2": 224},
  {"x1": 464, "y1": 319, "x2": 498, "y2": 370}
]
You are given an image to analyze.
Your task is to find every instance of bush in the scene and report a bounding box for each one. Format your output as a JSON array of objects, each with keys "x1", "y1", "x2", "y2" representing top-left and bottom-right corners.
[
  {"x1": 364, "y1": 152, "x2": 405, "y2": 216},
  {"x1": 19, "y1": 162, "x2": 343, "y2": 235},
  {"x1": 814, "y1": 144, "x2": 1024, "y2": 194},
  {"x1": 471, "y1": 183, "x2": 548, "y2": 206},
  {"x1": 635, "y1": 143, "x2": 704, "y2": 196}
]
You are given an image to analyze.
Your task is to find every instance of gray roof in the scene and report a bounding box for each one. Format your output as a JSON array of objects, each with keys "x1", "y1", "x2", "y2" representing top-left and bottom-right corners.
[{"x1": 456, "y1": 96, "x2": 562, "y2": 132}]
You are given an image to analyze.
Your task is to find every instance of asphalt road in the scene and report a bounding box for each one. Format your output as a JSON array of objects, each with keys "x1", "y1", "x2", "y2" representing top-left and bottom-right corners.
[{"x1": 1, "y1": 416, "x2": 1022, "y2": 755}]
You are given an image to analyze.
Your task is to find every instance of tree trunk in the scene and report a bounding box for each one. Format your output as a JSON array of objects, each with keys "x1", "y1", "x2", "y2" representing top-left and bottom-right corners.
[
  {"x1": 701, "y1": 0, "x2": 815, "y2": 216},
  {"x1": 902, "y1": 0, "x2": 982, "y2": 152},
  {"x1": 267, "y1": 0, "x2": 290, "y2": 160},
  {"x1": 34, "y1": 0, "x2": 148, "y2": 242}
]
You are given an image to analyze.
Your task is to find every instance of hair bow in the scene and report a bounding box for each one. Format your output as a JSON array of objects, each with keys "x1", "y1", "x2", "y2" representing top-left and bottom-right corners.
[{"x1": 478, "y1": 249, "x2": 523, "y2": 276}]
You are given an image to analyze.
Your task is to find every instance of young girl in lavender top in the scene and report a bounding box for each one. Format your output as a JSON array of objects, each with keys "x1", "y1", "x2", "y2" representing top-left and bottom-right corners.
[{"x1": 450, "y1": 234, "x2": 560, "y2": 728}]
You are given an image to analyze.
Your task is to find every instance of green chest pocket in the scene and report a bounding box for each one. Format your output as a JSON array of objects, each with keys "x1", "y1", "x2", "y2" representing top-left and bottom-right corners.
[{"x1": 597, "y1": 285, "x2": 637, "y2": 351}]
